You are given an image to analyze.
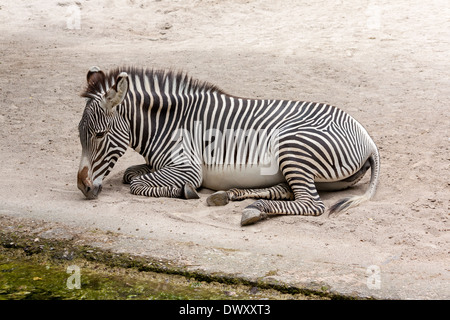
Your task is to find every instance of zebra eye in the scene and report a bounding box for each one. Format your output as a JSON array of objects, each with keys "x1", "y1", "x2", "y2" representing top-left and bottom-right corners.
[{"x1": 95, "y1": 131, "x2": 106, "y2": 139}]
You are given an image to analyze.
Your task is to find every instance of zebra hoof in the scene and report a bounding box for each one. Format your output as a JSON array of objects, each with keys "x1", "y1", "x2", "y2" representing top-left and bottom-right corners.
[
  {"x1": 241, "y1": 208, "x2": 264, "y2": 226},
  {"x1": 206, "y1": 191, "x2": 229, "y2": 206},
  {"x1": 182, "y1": 182, "x2": 199, "y2": 200}
]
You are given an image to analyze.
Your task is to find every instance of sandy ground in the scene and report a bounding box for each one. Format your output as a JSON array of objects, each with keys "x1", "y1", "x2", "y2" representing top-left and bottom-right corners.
[{"x1": 0, "y1": 0, "x2": 448, "y2": 299}]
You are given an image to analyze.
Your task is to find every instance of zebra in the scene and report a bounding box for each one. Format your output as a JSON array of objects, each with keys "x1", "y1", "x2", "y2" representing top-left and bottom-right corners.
[{"x1": 77, "y1": 66, "x2": 380, "y2": 226}]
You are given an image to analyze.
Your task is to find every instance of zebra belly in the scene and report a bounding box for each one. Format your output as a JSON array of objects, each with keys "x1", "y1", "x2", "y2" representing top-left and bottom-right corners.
[{"x1": 201, "y1": 165, "x2": 286, "y2": 190}]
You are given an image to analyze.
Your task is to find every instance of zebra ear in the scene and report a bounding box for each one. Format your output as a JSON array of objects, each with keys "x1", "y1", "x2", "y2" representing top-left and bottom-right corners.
[
  {"x1": 104, "y1": 72, "x2": 129, "y2": 111},
  {"x1": 86, "y1": 66, "x2": 104, "y2": 83}
]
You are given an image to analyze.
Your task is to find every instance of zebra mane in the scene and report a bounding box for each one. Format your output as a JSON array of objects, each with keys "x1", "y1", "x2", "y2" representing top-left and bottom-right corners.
[{"x1": 81, "y1": 66, "x2": 225, "y2": 99}]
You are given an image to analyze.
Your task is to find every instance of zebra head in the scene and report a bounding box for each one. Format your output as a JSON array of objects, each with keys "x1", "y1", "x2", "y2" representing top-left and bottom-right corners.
[{"x1": 77, "y1": 67, "x2": 130, "y2": 199}]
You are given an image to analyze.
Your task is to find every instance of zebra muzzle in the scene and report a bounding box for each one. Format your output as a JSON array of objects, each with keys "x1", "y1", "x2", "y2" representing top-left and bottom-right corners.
[{"x1": 77, "y1": 166, "x2": 101, "y2": 199}]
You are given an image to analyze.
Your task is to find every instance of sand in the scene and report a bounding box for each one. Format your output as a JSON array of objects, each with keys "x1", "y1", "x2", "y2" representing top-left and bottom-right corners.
[{"x1": 0, "y1": 0, "x2": 448, "y2": 299}]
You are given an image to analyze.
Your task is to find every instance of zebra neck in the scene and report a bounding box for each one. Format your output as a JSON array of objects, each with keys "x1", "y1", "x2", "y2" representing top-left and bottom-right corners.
[{"x1": 125, "y1": 87, "x2": 201, "y2": 166}]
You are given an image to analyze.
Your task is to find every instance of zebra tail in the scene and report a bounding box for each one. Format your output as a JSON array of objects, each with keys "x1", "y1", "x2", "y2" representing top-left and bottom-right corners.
[{"x1": 328, "y1": 148, "x2": 380, "y2": 215}]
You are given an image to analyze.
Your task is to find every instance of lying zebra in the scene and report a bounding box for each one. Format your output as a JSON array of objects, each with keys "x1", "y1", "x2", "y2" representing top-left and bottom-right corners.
[{"x1": 77, "y1": 66, "x2": 380, "y2": 226}]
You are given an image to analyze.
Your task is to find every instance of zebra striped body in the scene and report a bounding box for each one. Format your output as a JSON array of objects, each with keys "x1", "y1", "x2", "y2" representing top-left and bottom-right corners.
[{"x1": 77, "y1": 67, "x2": 380, "y2": 225}]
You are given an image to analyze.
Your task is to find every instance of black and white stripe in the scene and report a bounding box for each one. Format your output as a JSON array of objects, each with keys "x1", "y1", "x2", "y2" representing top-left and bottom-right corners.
[{"x1": 78, "y1": 66, "x2": 380, "y2": 225}]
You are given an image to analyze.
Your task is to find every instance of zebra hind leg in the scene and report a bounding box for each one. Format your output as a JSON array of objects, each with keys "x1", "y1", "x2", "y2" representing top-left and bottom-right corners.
[
  {"x1": 206, "y1": 183, "x2": 294, "y2": 207},
  {"x1": 123, "y1": 164, "x2": 153, "y2": 184},
  {"x1": 240, "y1": 177, "x2": 325, "y2": 226},
  {"x1": 241, "y1": 194, "x2": 325, "y2": 226}
]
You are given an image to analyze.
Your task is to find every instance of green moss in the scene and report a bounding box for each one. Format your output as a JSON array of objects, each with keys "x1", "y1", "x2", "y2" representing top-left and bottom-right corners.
[
  {"x1": 0, "y1": 251, "x2": 224, "y2": 300},
  {"x1": 0, "y1": 228, "x2": 351, "y2": 300},
  {"x1": 0, "y1": 247, "x2": 321, "y2": 300}
]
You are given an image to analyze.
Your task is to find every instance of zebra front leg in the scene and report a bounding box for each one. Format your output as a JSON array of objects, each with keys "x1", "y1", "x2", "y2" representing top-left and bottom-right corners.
[
  {"x1": 130, "y1": 183, "x2": 199, "y2": 199},
  {"x1": 206, "y1": 183, "x2": 294, "y2": 206},
  {"x1": 123, "y1": 164, "x2": 153, "y2": 184},
  {"x1": 129, "y1": 166, "x2": 200, "y2": 199}
]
